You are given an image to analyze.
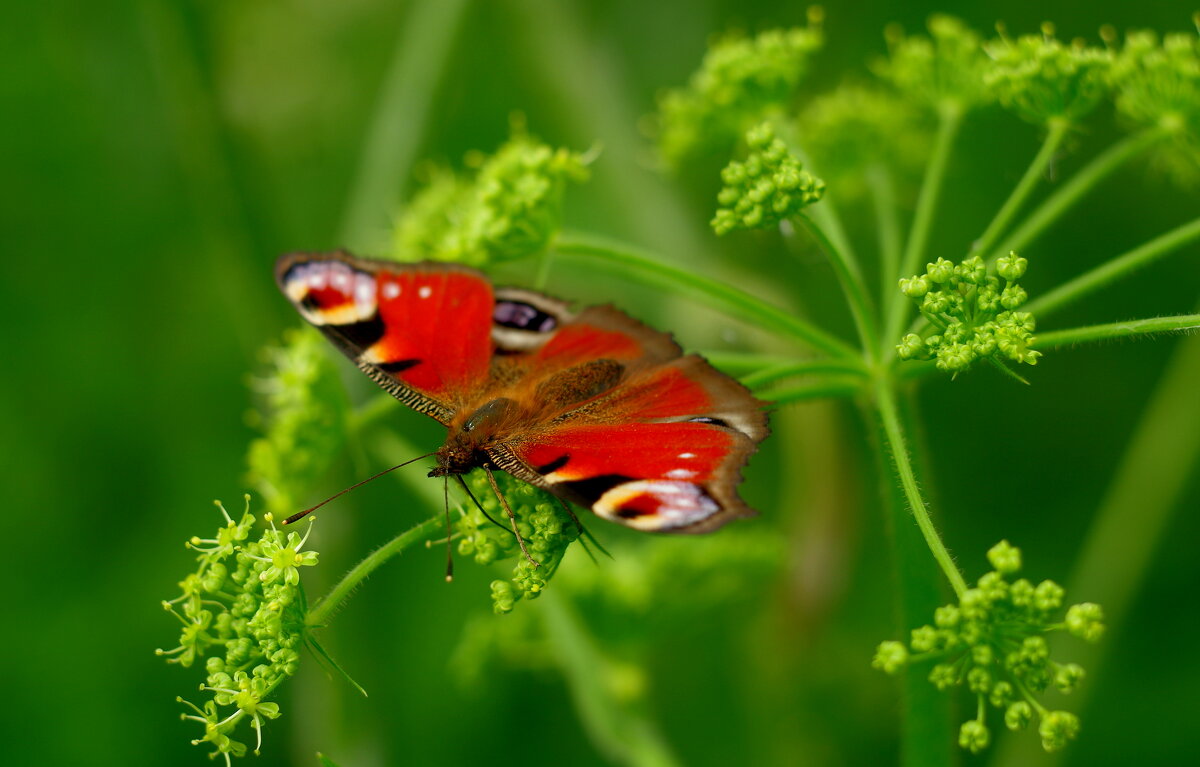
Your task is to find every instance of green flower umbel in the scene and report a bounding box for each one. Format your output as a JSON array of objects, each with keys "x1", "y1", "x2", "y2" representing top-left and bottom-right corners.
[
  {"x1": 985, "y1": 22, "x2": 1112, "y2": 126},
  {"x1": 873, "y1": 541, "x2": 1104, "y2": 755},
  {"x1": 875, "y1": 15, "x2": 993, "y2": 115},
  {"x1": 159, "y1": 498, "x2": 315, "y2": 765},
  {"x1": 712, "y1": 123, "x2": 825, "y2": 236},
  {"x1": 896, "y1": 253, "x2": 1041, "y2": 375}
]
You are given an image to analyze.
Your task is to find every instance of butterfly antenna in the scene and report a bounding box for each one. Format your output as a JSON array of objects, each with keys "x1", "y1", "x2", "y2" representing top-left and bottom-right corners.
[
  {"x1": 452, "y1": 475, "x2": 513, "y2": 537},
  {"x1": 442, "y1": 476, "x2": 454, "y2": 582},
  {"x1": 283, "y1": 452, "x2": 438, "y2": 525},
  {"x1": 554, "y1": 496, "x2": 612, "y2": 562},
  {"x1": 483, "y1": 466, "x2": 541, "y2": 569}
]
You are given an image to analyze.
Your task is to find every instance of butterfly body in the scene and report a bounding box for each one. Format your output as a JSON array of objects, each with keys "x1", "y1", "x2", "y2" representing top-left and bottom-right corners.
[{"x1": 277, "y1": 252, "x2": 769, "y2": 533}]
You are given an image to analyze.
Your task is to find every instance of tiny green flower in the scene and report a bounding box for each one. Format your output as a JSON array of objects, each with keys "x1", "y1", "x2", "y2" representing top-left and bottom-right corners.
[
  {"x1": 872, "y1": 640, "x2": 909, "y2": 673},
  {"x1": 984, "y1": 22, "x2": 1112, "y2": 125},
  {"x1": 987, "y1": 539, "x2": 1022, "y2": 574},
  {"x1": 657, "y1": 15, "x2": 824, "y2": 165},
  {"x1": 1005, "y1": 700, "x2": 1034, "y2": 730},
  {"x1": 875, "y1": 15, "x2": 993, "y2": 114},
  {"x1": 712, "y1": 123, "x2": 825, "y2": 235},
  {"x1": 1065, "y1": 602, "x2": 1106, "y2": 642},
  {"x1": 959, "y1": 719, "x2": 990, "y2": 754},
  {"x1": 1039, "y1": 710, "x2": 1081, "y2": 751}
]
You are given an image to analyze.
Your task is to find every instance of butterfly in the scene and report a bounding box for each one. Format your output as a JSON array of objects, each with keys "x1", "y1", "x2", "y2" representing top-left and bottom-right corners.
[{"x1": 275, "y1": 252, "x2": 769, "y2": 555}]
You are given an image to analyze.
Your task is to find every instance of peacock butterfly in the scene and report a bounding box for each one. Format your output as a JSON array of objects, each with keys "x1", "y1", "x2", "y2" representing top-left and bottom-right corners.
[{"x1": 275, "y1": 251, "x2": 769, "y2": 542}]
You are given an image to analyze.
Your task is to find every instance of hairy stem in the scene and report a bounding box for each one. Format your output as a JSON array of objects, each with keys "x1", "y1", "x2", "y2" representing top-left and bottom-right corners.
[
  {"x1": 1037, "y1": 314, "x2": 1200, "y2": 348},
  {"x1": 796, "y1": 210, "x2": 880, "y2": 359},
  {"x1": 885, "y1": 107, "x2": 963, "y2": 344},
  {"x1": 989, "y1": 127, "x2": 1163, "y2": 261},
  {"x1": 540, "y1": 594, "x2": 682, "y2": 767},
  {"x1": 972, "y1": 119, "x2": 1071, "y2": 259},
  {"x1": 338, "y1": 0, "x2": 471, "y2": 249},
  {"x1": 555, "y1": 234, "x2": 862, "y2": 360},
  {"x1": 306, "y1": 515, "x2": 444, "y2": 627},
  {"x1": 872, "y1": 376, "x2": 968, "y2": 597},
  {"x1": 1026, "y1": 216, "x2": 1200, "y2": 318}
]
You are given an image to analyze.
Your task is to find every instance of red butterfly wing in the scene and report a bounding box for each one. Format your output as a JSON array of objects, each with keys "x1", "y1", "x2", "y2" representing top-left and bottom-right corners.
[{"x1": 276, "y1": 252, "x2": 493, "y2": 422}]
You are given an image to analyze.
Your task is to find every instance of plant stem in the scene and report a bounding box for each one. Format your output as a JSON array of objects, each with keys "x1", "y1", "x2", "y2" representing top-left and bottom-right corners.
[
  {"x1": 1036, "y1": 314, "x2": 1200, "y2": 348},
  {"x1": 761, "y1": 379, "x2": 865, "y2": 404},
  {"x1": 866, "y1": 163, "x2": 904, "y2": 303},
  {"x1": 884, "y1": 106, "x2": 964, "y2": 346},
  {"x1": 739, "y1": 359, "x2": 869, "y2": 389},
  {"x1": 1026, "y1": 216, "x2": 1200, "y2": 318},
  {"x1": 555, "y1": 233, "x2": 863, "y2": 360},
  {"x1": 989, "y1": 127, "x2": 1163, "y2": 261},
  {"x1": 872, "y1": 376, "x2": 968, "y2": 597},
  {"x1": 540, "y1": 594, "x2": 682, "y2": 767},
  {"x1": 306, "y1": 515, "x2": 444, "y2": 627},
  {"x1": 338, "y1": 0, "x2": 471, "y2": 249},
  {"x1": 866, "y1": 390, "x2": 954, "y2": 767},
  {"x1": 698, "y1": 351, "x2": 804, "y2": 374},
  {"x1": 972, "y1": 119, "x2": 1071, "y2": 259},
  {"x1": 796, "y1": 210, "x2": 881, "y2": 359}
]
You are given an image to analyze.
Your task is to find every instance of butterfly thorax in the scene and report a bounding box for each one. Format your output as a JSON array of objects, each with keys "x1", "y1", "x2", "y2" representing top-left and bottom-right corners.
[{"x1": 430, "y1": 397, "x2": 523, "y2": 476}]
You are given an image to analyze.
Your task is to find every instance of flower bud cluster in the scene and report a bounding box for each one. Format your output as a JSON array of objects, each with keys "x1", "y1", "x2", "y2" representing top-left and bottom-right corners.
[
  {"x1": 1111, "y1": 25, "x2": 1200, "y2": 186},
  {"x1": 712, "y1": 123, "x2": 826, "y2": 236},
  {"x1": 159, "y1": 498, "x2": 318, "y2": 763},
  {"x1": 896, "y1": 252, "x2": 1041, "y2": 374},
  {"x1": 246, "y1": 330, "x2": 347, "y2": 516},
  {"x1": 393, "y1": 134, "x2": 589, "y2": 266},
  {"x1": 985, "y1": 23, "x2": 1112, "y2": 125},
  {"x1": 872, "y1": 541, "x2": 1104, "y2": 754},
  {"x1": 875, "y1": 15, "x2": 993, "y2": 113},
  {"x1": 455, "y1": 472, "x2": 580, "y2": 614},
  {"x1": 657, "y1": 18, "x2": 824, "y2": 165}
]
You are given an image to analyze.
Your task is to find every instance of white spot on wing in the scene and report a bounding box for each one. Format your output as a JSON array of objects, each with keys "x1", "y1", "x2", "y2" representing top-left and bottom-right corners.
[
  {"x1": 678, "y1": 452, "x2": 696, "y2": 460},
  {"x1": 382, "y1": 281, "x2": 400, "y2": 300},
  {"x1": 418, "y1": 285, "x2": 432, "y2": 299},
  {"x1": 666, "y1": 468, "x2": 697, "y2": 480}
]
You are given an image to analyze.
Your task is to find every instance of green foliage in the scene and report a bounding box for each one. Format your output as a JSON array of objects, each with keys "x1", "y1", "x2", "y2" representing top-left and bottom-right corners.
[
  {"x1": 984, "y1": 23, "x2": 1113, "y2": 126},
  {"x1": 392, "y1": 132, "x2": 590, "y2": 266},
  {"x1": 657, "y1": 16, "x2": 824, "y2": 165},
  {"x1": 896, "y1": 253, "x2": 1041, "y2": 374},
  {"x1": 246, "y1": 329, "x2": 348, "y2": 516},
  {"x1": 873, "y1": 541, "x2": 1105, "y2": 755},
  {"x1": 455, "y1": 471, "x2": 581, "y2": 613},
  {"x1": 712, "y1": 122, "x2": 825, "y2": 235},
  {"x1": 159, "y1": 498, "x2": 314, "y2": 764},
  {"x1": 875, "y1": 15, "x2": 994, "y2": 113},
  {"x1": 1112, "y1": 24, "x2": 1200, "y2": 185}
]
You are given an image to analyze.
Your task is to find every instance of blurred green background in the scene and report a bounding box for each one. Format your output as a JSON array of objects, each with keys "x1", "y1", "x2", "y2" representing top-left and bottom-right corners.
[{"x1": 3, "y1": 1, "x2": 1197, "y2": 765}]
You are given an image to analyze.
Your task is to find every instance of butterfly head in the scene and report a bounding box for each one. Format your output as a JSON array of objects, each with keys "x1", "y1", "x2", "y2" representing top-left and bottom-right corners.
[{"x1": 430, "y1": 397, "x2": 524, "y2": 477}]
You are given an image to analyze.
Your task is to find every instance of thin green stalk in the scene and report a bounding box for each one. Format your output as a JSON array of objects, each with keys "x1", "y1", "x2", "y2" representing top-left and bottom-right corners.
[
  {"x1": 972, "y1": 119, "x2": 1071, "y2": 259},
  {"x1": 306, "y1": 515, "x2": 444, "y2": 627},
  {"x1": 338, "y1": 0, "x2": 471, "y2": 249},
  {"x1": 1026, "y1": 217, "x2": 1200, "y2": 318},
  {"x1": 1036, "y1": 314, "x2": 1200, "y2": 348},
  {"x1": 555, "y1": 234, "x2": 862, "y2": 360},
  {"x1": 698, "y1": 351, "x2": 803, "y2": 374},
  {"x1": 540, "y1": 594, "x2": 682, "y2": 767},
  {"x1": 761, "y1": 379, "x2": 865, "y2": 404},
  {"x1": 866, "y1": 163, "x2": 904, "y2": 303},
  {"x1": 885, "y1": 106, "x2": 965, "y2": 346},
  {"x1": 740, "y1": 359, "x2": 869, "y2": 389},
  {"x1": 866, "y1": 390, "x2": 954, "y2": 767},
  {"x1": 795, "y1": 210, "x2": 881, "y2": 358},
  {"x1": 989, "y1": 127, "x2": 1164, "y2": 261},
  {"x1": 991, "y1": 315, "x2": 1200, "y2": 767},
  {"x1": 873, "y1": 376, "x2": 968, "y2": 597}
]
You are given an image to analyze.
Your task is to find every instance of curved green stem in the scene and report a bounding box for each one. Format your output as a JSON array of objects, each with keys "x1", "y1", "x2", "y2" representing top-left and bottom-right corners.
[
  {"x1": 698, "y1": 351, "x2": 803, "y2": 374},
  {"x1": 884, "y1": 106, "x2": 964, "y2": 346},
  {"x1": 306, "y1": 515, "x2": 444, "y2": 627},
  {"x1": 761, "y1": 378, "x2": 865, "y2": 404},
  {"x1": 555, "y1": 233, "x2": 862, "y2": 360},
  {"x1": 972, "y1": 119, "x2": 1071, "y2": 259},
  {"x1": 1026, "y1": 217, "x2": 1200, "y2": 318},
  {"x1": 1037, "y1": 314, "x2": 1200, "y2": 348},
  {"x1": 795, "y1": 210, "x2": 880, "y2": 359},
  {"x1": 866, "y1": 163, "x2": 904, "y2": 303},
  {"x1": 338, "y1": 0, "x2": 472, "y2": 249},
  {"x1": 740, "y1": 359, "x2": 868, "y2": 389},
  {"x1": 989, "y1": 128, "x2": 1163, "y2": 261},
  {"x1": 873, "y1": 376, "x2": 968, "y2": 597}
]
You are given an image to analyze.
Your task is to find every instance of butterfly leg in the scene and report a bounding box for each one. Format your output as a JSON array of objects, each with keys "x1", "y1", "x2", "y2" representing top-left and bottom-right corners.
[
  {"x1": 484, "y1": 466, "x2": 541, "y2": 568},
  {"x1": 442, "y1": 476, "x2": 454, "y2": 582},
  {"x1": 555, "y1": 496, "x2": 612, "y2": 562}
]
